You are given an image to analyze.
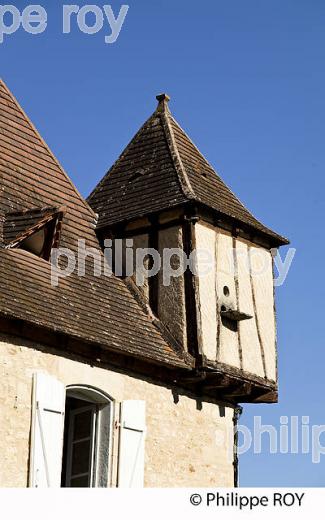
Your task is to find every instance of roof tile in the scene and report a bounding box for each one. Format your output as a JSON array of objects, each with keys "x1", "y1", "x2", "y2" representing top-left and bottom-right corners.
[{"x1": 0, "y1": 80, "x2": 190, "y2": 370}]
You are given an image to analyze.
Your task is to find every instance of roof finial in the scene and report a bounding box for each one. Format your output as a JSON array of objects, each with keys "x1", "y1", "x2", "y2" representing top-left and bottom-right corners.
[{"x1": 156, "y1": 93, "x2": 171, "y2": 112}]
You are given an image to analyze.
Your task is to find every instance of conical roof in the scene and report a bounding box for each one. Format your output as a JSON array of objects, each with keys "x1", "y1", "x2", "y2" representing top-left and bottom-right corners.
[{"x1": 88, "y1": 94, "x2": 288, "y2": 246}]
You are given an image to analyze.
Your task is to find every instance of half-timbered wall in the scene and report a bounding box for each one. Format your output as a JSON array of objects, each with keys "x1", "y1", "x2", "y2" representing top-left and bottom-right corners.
[
  {"x1": 157, "y1": 225, "x2": 187, "y2": 348},
  {"x1": 121, "y1": 219, "x2": 187, "y2": 350},
  {"x1": 195, "y1": 221, "x2": 277, "y2": 382}
]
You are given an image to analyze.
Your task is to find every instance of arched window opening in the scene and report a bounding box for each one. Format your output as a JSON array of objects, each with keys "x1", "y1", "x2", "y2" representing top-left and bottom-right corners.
[{"x1": 61, "y1": 385, "x2": 113, "y2": 488}]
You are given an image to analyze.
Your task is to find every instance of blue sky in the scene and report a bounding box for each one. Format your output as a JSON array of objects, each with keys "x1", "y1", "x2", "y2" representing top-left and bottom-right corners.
[{"x1": 1, "y1": 1, "x2": 325, "y2": 486}]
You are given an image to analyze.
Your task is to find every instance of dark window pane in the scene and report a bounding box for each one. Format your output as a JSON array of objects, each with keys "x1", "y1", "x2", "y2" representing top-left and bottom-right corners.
[
  {"x1": 73, "y1": 410, "x2": 93, "y2": 440},
  {"x1": 71, "y1": 440, "x2": 91, "y2": 476},
  {"x1": 70, "y1": 475, "x2": 90, "y2": 487}
]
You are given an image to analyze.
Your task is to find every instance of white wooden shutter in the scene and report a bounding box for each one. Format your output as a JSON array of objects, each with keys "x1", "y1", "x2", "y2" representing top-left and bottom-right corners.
[
  {"x1": 29, "y1": 372, "x2": 66, "y2": 488},
  {"x1": 118, "y1": 400, "x2": 146, "y2": 488}
]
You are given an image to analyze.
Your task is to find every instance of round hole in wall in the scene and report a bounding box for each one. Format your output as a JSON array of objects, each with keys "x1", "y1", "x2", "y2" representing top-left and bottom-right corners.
[{"x1": 223, "y1": 285, "x2": 230, "y2": 297}]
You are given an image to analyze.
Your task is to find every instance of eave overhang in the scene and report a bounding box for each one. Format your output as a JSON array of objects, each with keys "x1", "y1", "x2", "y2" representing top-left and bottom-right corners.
[
  {"x1": 0, "y1": 312, "x2": 276, "y2": 403},
  {"x1": 179, "y1": 361, "x2": 278, "y2": 404}
]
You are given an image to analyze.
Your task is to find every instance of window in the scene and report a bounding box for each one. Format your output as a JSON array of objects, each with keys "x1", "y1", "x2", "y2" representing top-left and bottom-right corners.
[
  {"x1": 61, "y1": 386, "x2": 112, "y2": 488},
  {"x1": 29, "y1": 373, "x2": 146, "y2": 489}
]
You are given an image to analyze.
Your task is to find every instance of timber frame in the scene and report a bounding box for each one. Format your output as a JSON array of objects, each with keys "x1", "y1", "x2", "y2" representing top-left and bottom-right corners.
[{"x1": 94, "y1": 203, "x2": 278, "y2": 404}]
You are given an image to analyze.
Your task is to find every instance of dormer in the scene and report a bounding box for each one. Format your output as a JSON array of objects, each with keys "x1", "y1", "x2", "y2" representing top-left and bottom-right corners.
[
  {"x1": 3, "y1": 206, "x2": 65, "y2": 260},
  {"x1": 88, "y1": 94, "x2": 289, "y2": 403}
]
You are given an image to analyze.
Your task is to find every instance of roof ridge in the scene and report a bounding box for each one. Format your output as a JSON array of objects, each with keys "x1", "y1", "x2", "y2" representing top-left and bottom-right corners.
[
  {"x1": 158, "y1": 107, "x2": 196, "y2": 200},
  {"x1": 169, "y1": 113, "x2": 250, "y2": 210},
  {"x1": 156, "y1": 95, "x2": 275, "y2": 228},
  {"x1": 0, "y1": 79, "x2": 97, "y2": 222},
  {"x1": 168, "y1": 113, "x2": 289, "y2": 244}
]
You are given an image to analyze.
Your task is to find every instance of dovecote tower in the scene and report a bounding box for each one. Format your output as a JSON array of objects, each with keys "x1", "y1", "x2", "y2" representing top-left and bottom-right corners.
[{"x1": 88, "y1": 94, "x2": 288, "y2": 404}]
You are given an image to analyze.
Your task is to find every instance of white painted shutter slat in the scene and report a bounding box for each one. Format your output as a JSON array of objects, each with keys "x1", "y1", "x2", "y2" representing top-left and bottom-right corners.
[
  {"x1": 118, "y1": 400, "x2": 146, "y2": 488},
  {"x1": 29, "y1": 372, "x2": 66, "y2": 488}
]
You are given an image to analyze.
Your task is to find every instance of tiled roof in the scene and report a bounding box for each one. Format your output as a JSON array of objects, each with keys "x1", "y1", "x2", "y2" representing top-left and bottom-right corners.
[
  {"x1": 0, "y1": 80, "x2": 190, "y2": 370},
  {"x1": 88, "y1": 95, "x2": 288, "y2": 246}
]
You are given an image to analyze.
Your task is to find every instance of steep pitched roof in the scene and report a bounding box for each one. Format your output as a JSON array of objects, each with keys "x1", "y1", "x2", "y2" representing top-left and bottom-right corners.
[
  {"x1": 88, "y1": 94, "x2": 288, "y2": 246},
  {"x1": 0, "y1": 80, "x2": 190, "y2": 370}
]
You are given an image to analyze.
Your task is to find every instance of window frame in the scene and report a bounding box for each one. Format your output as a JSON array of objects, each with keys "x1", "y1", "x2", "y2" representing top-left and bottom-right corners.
[{"x1": 63, "y1": 385, "x2": 114, "y2": 488}]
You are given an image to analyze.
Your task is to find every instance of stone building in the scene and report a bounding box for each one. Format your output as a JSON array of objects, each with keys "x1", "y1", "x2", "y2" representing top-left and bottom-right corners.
[{"x1": 0, "y1": 82, "x2": 288, "y2": 488}]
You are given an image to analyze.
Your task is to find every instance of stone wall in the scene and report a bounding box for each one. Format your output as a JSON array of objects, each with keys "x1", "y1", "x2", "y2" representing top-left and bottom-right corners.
[{"x1": 0, "y1": 333, "x2": 235, "y2": 487}]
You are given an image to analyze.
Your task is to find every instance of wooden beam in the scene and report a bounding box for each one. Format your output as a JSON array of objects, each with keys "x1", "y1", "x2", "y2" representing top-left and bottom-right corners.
[
  {"x1": 148, "y1": 216, "x2": 159, "y2": 316},
  {"x1": 182, "y1": 213, "x2": 203, "y2": 362}
]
